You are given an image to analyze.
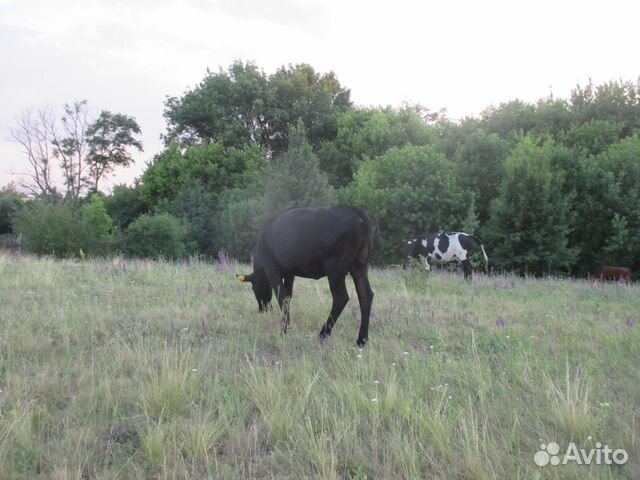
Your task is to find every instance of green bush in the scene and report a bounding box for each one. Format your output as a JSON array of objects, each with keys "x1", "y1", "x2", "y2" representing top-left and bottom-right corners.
[
  {"x1": 14, "y1": 200, "x2": 114, "y2": 257},
  {"x1": 122, "y1": 213, "x2": 188, "y2": 259},
  {"x1": 15, "y1": 202, "x2": 80, "y2": 256}
]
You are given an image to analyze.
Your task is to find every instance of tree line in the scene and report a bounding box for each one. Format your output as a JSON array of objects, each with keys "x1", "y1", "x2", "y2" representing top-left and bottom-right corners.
[{"x1": 3, "y1": 61, "x2": 640, "y2": 277}]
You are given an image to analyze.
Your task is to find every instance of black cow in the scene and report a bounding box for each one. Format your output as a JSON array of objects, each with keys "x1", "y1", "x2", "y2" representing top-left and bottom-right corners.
[
  {"x1": 238, "y1": 206, "x2": 374, "y2": 347},
  {"x1": 405, "y1": 232, "x2": 488, "y2": 281}
]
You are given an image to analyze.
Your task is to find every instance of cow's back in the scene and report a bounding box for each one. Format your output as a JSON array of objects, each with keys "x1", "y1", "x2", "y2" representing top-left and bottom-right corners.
[{"x1": 258, "y1": 206, "x2": 372, "y2": 272}]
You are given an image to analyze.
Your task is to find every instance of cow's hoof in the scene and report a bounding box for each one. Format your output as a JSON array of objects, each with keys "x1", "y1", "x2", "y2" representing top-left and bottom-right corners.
[
  {"x1": 319, "y1": 327, "x2": 331, "y2": 340},
  {"x1": 356, "y1": 337, "x2": 368, "y2": 347}
]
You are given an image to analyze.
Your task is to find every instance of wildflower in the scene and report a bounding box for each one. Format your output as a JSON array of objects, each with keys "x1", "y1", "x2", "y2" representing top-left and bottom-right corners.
[
  {"x1": 357, "y1": 354, "x2": 362, "y2": 359},
  {"x1": 373, "y1": 380, "x2": 379, "y2": 385},
  {"x1": 505, "y1": 335, "x2": 510, "y2": 339},
  {"x1": 371, "y1": 398, "x2": 378, "y2": 402},
  {"x1": 191, "y1": 368, "x2": 197, "y2": 372},
  {"x1": 392, "y1": 362, "x2": 396, "y2": 366},
  {"x1": 496, "y1": 317, "x2": 506, "y2": 329},
  {"x1": 448, "y1": 395, "x2": 452, "y2": 400},
  {"x1": 403, "y1": 351, "x2": 410, "y2": 355}
]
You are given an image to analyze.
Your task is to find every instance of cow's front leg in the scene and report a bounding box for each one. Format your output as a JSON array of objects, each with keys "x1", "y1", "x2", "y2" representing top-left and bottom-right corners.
[
  {"x1": 265, "y1": 268, "x2": 290, "y2": 333},
  {"x1": 319, "y1": 275, "x2": 349, "y2": 340},
  {"x1": 424, "y1": 256, "x2": 432, "y2": 272},
  {"x1": 282, "y1": 273, "x2": 295, "y2": 332}
]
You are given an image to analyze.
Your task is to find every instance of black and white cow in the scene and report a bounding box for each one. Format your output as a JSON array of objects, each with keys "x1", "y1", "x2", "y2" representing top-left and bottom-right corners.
[
  {"x1": 238, "y1": 206, "x2": 374, "y2": 347},
  {"x1": 404, "y1": 232, "x2": 488, "y2": 281}
]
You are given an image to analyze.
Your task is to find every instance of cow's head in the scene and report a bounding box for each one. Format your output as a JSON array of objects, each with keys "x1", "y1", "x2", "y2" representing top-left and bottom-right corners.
[
  {"x1": 238, "y1": 269, "x2": 272, "y2": 311},
  {"x1": 403, "y1": 238, "x2": 418, "y2": 269}
]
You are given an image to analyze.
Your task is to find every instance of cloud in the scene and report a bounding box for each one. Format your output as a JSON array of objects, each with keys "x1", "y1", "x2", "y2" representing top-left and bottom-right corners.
[{"x1": 217, "y1": 0, "x2": 329, "y2": 33}]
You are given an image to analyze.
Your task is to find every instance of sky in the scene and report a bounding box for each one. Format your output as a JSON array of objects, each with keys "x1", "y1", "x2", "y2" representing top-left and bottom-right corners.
[{"x1": 1, "y1": 0, "x2": 639, "y2": 192}]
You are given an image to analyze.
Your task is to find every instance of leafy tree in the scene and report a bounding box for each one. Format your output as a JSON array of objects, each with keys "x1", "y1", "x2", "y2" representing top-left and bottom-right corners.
[
  {"x1": 558, "y1": 153, "x2": 621, "y2": 276},
  {"x1": 264, "y1": 121, "x2": 336, "y2": 212},
  {"x1": 140, "y1": 142, "x2": 265, "y2": 206},
  {"x1": 215, "y1": 181, "x2": 267, "y2": 261},
  {"x1": 86, "y1": 111, "x2": 143, "y2": 192},
  {"x1": 103, "y1": 184, "x2": 148, "y2": 229},
  {"x1": 162, "y1": 61, "x2": 351, "y2": 156},
  {"x1": 164, "y1": 61, "x2": 270, "y2": 148},
  {"x1": 481, "y1": 100, "x2": 537, "y2": 139},
  {"x1": 569, "y1": 80, "x2": 640, "y2": 136},
  {"x1": 267, "y1": 63, "x2": 351, "y2": 155},
  {"x1": 0, "y1": 184, "x2": 26, "y2": 234},
  {"x1": 121, "y1": 213, "x2": 188, "y2": 259},
  {"x1": 79, "y1": 194, "x2": 115, "y2": 255},
  {"x1": 448, "y1": 128, "x2": 510, "y2": 224},
  {"x1": 485, "y1": 137, "x2": 577, "y2": 275},
  {"x1": 345, "y1": 144, "x2": 467, "y2": 263},
  {"x1": 559, "y1": 119, "x2": 624, "y2": 155},
  {"x1": 595, "y1": 136, "x2": 640, "y2": 270},
  {"x1": 318, "y1": 106, "x2": 437, "y2": 186},
  {"x1": 157, "y1": 178, "x2": 218, "y2": 255}
]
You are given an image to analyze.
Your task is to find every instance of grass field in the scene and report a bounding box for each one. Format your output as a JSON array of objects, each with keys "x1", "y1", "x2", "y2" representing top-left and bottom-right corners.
[{"x1": 0, "y1": 254, "x2": 638, "y2": 479}]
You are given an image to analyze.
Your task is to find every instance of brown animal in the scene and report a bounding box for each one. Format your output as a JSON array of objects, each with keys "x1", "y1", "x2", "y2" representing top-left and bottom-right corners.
[{"x1": 594, "y1": 266, "x2": 631, "y2": 282}]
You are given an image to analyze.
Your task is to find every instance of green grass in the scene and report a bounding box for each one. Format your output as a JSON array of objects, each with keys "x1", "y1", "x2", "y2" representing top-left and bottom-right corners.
[{"x1": 0, "y1": 254, "x2": 639, "y2": 479}]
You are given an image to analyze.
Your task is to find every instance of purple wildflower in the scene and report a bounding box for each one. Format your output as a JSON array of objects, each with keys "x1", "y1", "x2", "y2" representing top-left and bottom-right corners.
[{"x1": 496, "y1": 316, "x2": 506, "y2": 329}]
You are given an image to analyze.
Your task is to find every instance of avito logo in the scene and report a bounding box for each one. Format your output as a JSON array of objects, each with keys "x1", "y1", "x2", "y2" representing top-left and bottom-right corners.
[{"x1": 535, "y1": 441, "x2": 628, "y2": 467}]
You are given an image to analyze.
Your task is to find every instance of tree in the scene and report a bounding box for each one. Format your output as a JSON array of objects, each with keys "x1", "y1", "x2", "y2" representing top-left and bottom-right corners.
[
  {"x1": 318, "y1": 106, "x2": 437, "y2": 187},
  {"x1": 0, "y1": 184, "x2": 26, "y2": 234},
  {"x1": 484, "y1": 137, "x2": 577, "y2": 275},
  {"x1": 103, "y1": 183, "x2": 148, "y2": 229},
  {"x1": 264, "y1": 121, "x2": 336, "y2": 213},
  {"x1": 344, "y1": 144, "x2": 467, "y2": 263},
  {"x1": 86, "y1": 111, "x2": 143, "y2": 192},
  {"x1": 157, "y1": 178, "x2": 218, "y2": 255},
  {"x1": 569, "y1": 80, "x2": 640, "y2": 136},
  {"x1": 448, "y1": 128, "x2": 510, "y2": 224},
  {"x1": 162, "y1": 61, "x2": 351, "y2": 156},
  {"x1": 140, "y1": 142, "x2": 265, "y2": 206},
  {"x1": 9, "y1": 107, "x2": 59, "y2": 198},
  {"x1": 10, "y1": 101, "x2": 143, "y2": 200}
]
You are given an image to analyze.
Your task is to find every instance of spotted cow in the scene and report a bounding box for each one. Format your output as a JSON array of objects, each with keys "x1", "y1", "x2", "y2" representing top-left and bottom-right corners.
[{"x1": 404, "y1": 232, "x2": 488, "y2": 281}]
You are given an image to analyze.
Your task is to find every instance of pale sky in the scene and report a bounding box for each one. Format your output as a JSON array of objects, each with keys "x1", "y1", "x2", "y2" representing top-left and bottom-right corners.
[{"x1": 1, "y1": 0, "x2": 638, "y2": 191}]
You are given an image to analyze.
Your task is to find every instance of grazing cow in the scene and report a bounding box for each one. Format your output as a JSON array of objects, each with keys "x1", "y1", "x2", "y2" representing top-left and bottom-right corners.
[
  {"x1": 404, "y1": 232, "x2": 488, "y2": 281},
  {"x1": 238, "y1": 206, "x2": 374, "y2": 347},
  {"x1": 594, "y1": 266, "x2": 631, "y2": 282}
]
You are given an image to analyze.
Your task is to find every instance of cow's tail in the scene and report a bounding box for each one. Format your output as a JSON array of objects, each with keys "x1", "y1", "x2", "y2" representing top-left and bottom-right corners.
[
  {"x1": 471, "y1": 235, "x2": 489, "y2": 273},
  {"x1": 350, "y1": 205, "x2": 374, "y2": 264}
]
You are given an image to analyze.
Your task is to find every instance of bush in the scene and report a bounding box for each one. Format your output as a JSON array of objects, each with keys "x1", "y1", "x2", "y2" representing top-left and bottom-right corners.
[
  {"x1": 14, "y1": 196, "x2": 114, "y2": 258},
  {"x1": 0, "y1": 186, "x2": 25, "y2": 234},
  {"x1": 15, "y1": 202, "x2": 83, "y2": 257},
  {"x1": 121, "y1": 213, "x2": 188, "y2": 259}
]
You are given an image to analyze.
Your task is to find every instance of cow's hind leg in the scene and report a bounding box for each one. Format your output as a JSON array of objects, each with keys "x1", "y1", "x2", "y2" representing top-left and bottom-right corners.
[
  {"x1": 352, "y1": 265, "x2": 374, "y2": 347},
  {"x1": 319, "y1": 275, "x2": 349, "y2": 341},
  {"x1": 462, "y1": 259, "x2": 472, "y2": 281}
]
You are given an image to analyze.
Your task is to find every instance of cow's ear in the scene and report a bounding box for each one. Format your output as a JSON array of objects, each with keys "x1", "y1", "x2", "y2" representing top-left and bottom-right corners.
[{"x1": 237, "y1": 273, "x2": 254, "y2": 283}]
